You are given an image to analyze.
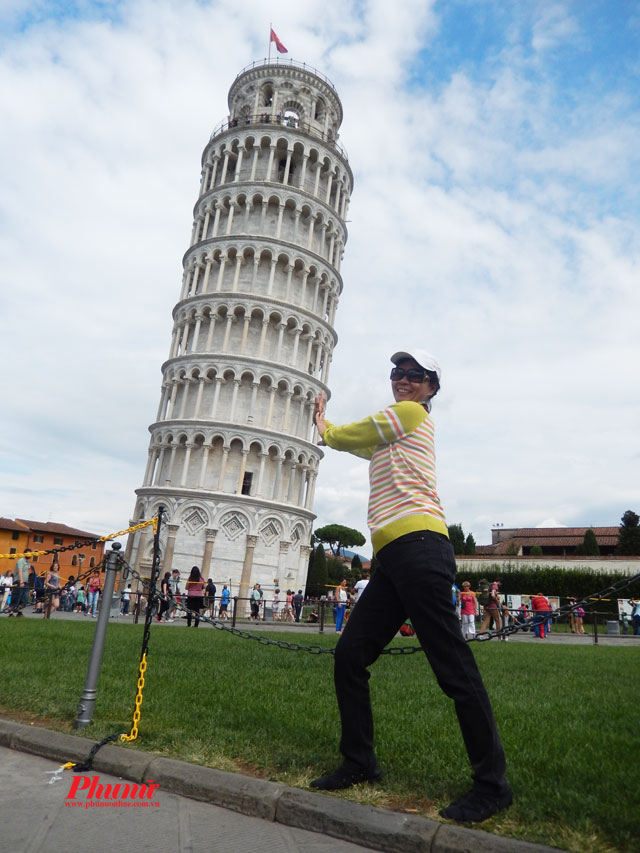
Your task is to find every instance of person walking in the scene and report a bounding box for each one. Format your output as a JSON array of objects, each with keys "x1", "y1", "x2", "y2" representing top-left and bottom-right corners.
[
  {"x1": 250, "y1": 583, "x2": 261, "y2": 620},
  {"x1": 272, "y1": 588, "x2": 281, "y2": 621},
  {"x1": 309, "y1": 347, "x2": 511, "y2": 823},
  {"x1": 460, "y1": 581, "x2": 478, "y2": 640},
  {"x1": 205, "y1": 578, "x2": 216, "y2": 617},
  {"x1": 44, "y1": 563, "x2": 61, "y2": 619},
  {"x1": 1, "y1": 571, "x2": 13, "y2": 612},
  {"x1": 283, "y1": 590, "x2": 294, "y2": 622},
  {"x1": 9, "y1": 548, "x2": 32, "y2": 617},
  {"x1": 121, "y1": 584, "x2": 132, "y2": 616},
  {"x1": 335, "y1": 579, "x2": 348, "y2": 633},
  {"x1": 167, "y1": 569, "x2": 181, "y2": 621},
  {"x1": 219, "y1": 584, "x2": 230, "y2": 619},
  {"x1": 86, "y1": 570, "x2": 101, "y2": 617},
  {"x1": 531, "y1": 592, "x2": 551, "y2": 638},
  {"x1": 157, "y1": 572, "x2": 172, "y2": 622},
  {"x1": 293, "y1": 589, "x2": 304, "y2": 623},
  {"x1": 479, "y1": 580, "x2": 502, "y2": 634},
  {"x1": 185, "y1": 566, "x2": 205, "y2": 627},
  {"x1": 352, "y1": 572, "x2": 369, "y2": 603},
  {"x1": 33, "y1": 571, "x2": 45, "y2": 613}
]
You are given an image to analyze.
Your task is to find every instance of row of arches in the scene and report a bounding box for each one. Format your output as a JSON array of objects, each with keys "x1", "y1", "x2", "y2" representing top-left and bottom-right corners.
[
  {"x1": 131, "y1": 494, "x2": 313, "y2": 592},
  {"x1": 179, "y1": 246, "x2": 340, "y2": 323},
  {"x1": 169, "y1": 301, "x2": 335, "y2": 372},
  {"x1": 190, "y1": 189, "x2": 346, "y2": 267},
  {"x1": 199, "y1": 135, "x2": 351, "y2": 218},
  {"x1": 142, "y1": 433, "x2": 320, "y2": 511},
  {"x1": 155, "y1": 364, "x2": 326, "y2": 440}
]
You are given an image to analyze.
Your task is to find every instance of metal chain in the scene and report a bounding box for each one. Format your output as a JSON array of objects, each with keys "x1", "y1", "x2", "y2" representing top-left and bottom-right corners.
[
  {"x1": 122, "y1": 558, "x2": 335, "y2": 654},
  {"x1": 121, "y1": 558, "x2": 640, "y2": 655},
  {"x1": 119, "y1": 510, "x2": 162, "y2": 743},
  {"x1": 68, "y1": 515, "x2": 161, "y2": 772},
  {"x1": 70, "y1": 733, "x2": 124, "y2": 773}
]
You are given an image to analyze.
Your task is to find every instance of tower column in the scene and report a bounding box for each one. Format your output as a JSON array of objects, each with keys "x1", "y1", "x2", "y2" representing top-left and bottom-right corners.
[
  {"x1": 198, "y1": 444, "x2": 210, "y2": 489},
  {"x1": 201, "y1": 529, "x2": 217, "y2": 579},
  {"x1": 239, "y1": 535, "x2": 258, "y2": 617},
  {"x1": 162, "y1": 524, "x2": 180, "y2": 572}
]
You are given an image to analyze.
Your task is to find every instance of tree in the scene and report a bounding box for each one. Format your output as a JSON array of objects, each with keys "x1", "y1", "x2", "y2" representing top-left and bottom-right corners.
[
  {"x1": 529, "y1": 545, "x2": 543, "y2": 556},
  {"x1": 617, "y1": 510, "x2": 640, "y2": 556},
  {"x1": 464, "y1": 533, "x2": 476, "y2": 555},
  {"x1": 576, "y1": 529, "x2": 600, "y2": 556},
  {"x1": 313, "y1": 524, "x2": 366, "y2": 557},
  {"x1": 350, "y1": 554, "x2": 363, "y2": 579},
  {"x1": 305, "y1": 544, "x2": 328, "y2": 598},
  {"x1": 369, "y1": 554, "x2": 379, "y2": 578},
  {"x1": 448, "y1": 523, "x2": 466, "y2": 555},
  {"x1": 326, "y1": 556, "x2": 348, "y2": 587}
]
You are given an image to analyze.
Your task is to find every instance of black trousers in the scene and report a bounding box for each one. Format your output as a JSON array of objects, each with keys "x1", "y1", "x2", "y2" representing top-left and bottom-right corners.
[
  {"x1": 333, "y1": 531, "x2": 507, "y2": 793},
  {"x1": 186, "y1": 596, "x2": 202, "y2": 627}
]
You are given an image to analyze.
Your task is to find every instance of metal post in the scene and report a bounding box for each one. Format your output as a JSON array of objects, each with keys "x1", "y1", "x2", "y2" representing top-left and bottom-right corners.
[
  {"x1": 232, "y1": 596, "x2": 238, "y2": 627},
  {"x1": 145, "y1": 506, "x2": 164, "y2": 624},
  {"x1": 74, "y1": 544, "x2": 122, "y2": 729},
  {"x1": 593, "y1": 612, "x2": 598, "y2": 645},
  {"x1": 319, "y1": 596, "x2": 325, "y2": 634}
]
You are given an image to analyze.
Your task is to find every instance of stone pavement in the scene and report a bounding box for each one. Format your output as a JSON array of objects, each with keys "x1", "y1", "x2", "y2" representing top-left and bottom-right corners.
[
  {"x1": 1, "y1": 745, "x2": 371, "y2": 853},
  {"x1": 0, "y1": 718, "x2": 558, "y2": 853}
]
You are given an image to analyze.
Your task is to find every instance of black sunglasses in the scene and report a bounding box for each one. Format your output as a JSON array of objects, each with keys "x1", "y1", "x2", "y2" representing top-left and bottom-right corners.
[{"x1": 390, "y1": 367, "x2": 428, "y2": 383}]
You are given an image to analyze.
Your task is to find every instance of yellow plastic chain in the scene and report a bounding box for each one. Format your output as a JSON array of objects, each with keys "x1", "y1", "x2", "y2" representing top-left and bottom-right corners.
[
  {"x1": 0, "y1": 517, "x2": 157, "y2": 560},
  {"x1": 120, "y1": 653, "x2": 148, "y2": 742}
]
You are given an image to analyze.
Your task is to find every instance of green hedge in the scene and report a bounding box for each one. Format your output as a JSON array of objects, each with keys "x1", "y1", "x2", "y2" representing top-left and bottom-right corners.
[{"x1": 455, "y1": 563, "x2": 640, "y2": 615}]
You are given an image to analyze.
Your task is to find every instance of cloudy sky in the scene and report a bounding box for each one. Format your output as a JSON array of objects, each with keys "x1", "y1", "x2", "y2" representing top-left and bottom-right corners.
[{"x1": 1, "y1": 0, "x2": 639, "y2": 551}]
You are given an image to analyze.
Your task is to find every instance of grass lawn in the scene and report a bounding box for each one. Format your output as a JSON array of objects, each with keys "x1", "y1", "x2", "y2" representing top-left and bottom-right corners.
[{"x1": 1, "y1": 619, "x2": 638, "y2": 852}]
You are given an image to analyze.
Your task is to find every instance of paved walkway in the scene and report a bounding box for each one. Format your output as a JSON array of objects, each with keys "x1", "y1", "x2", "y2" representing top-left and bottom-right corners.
[
  {"x1": 1, "y1": 745, "x2": 373, "y2": 853},
  {"x1": 0, "y1": 719, "x2": 556, "y2": 853},
  {"x1": 11, "y1": 605, "x2": 639, "y2": 645}
]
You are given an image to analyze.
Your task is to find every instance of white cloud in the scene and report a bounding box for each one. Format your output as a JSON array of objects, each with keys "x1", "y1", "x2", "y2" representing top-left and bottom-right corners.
[
  {"x1": 1, "y1": 0, "x2": 639, "y2": 551},
  {"x1": 531, "y1": 2, "x2": 581, "y2": 54}
]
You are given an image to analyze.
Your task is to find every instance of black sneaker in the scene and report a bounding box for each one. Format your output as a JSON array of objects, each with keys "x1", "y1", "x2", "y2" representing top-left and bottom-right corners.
[
  {"x1": 310, "y1": 764, "x2": 381, "y2": 791},
  {"x1": 439, "y1": 784, "x2": 512, "y2": 823}
]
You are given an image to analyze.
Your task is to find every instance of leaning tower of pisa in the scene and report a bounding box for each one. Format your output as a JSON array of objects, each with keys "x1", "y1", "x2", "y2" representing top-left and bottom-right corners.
[{"x1": 125, "y1": 58, "x2": 352, "y2": 599}]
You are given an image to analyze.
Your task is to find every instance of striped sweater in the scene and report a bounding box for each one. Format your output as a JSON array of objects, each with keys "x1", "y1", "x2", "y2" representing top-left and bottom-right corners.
[{"x1": 322, "y1": 401, "x2": 448, "y2": 554}]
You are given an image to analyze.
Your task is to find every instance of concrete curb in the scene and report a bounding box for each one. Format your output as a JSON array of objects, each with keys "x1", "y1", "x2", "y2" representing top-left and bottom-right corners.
[{"x1": 0, "y1": 719, "x2": 558, "y2": 853}]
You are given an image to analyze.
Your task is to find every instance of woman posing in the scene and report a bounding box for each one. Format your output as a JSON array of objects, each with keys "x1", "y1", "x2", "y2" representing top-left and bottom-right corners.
[{"x1": 310, "y1": 348, "x2": 511, "y2": 824}]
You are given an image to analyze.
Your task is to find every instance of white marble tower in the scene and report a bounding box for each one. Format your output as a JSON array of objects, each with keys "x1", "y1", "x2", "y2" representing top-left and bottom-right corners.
[{"x1": 125, "y1": 59, "x2": 352, "y2": 598}]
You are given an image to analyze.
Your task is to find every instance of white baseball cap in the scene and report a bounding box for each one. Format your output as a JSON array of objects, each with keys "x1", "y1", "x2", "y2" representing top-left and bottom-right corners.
[{"x1": 390, "y1": 349, "x2": 441, "y2": 385}]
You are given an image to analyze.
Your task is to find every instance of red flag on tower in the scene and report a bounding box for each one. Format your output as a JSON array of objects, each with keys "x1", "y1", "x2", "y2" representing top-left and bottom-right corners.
[{"x1": 270, "y1": 27, "x2": 288, "y2": 54}]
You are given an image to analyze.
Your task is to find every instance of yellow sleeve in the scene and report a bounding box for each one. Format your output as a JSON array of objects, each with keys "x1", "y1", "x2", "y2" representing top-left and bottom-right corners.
[{"x1": 322, "y1": 402, "x2": 427, "y2": 458}]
